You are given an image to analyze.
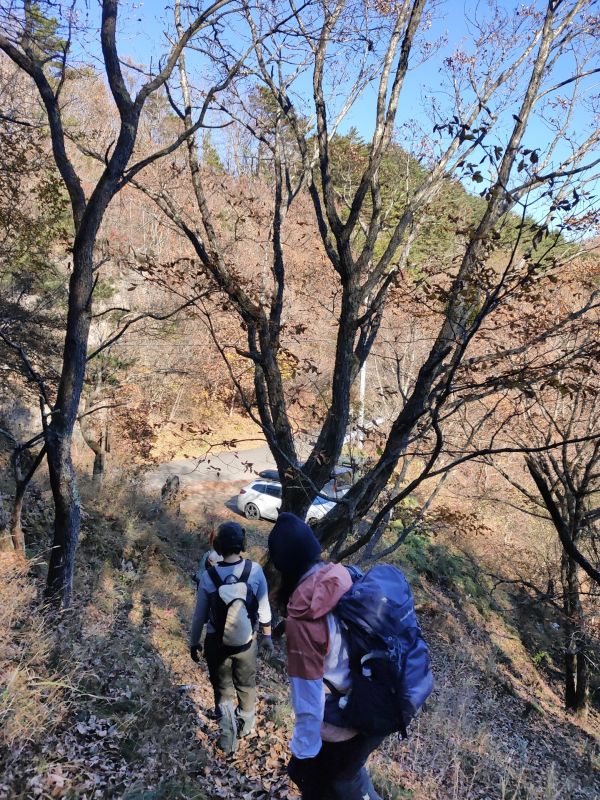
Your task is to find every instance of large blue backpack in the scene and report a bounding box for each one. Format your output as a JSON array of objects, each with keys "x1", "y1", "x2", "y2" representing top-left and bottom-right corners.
[{"x1": 325, "y1": 564, "x2": 433, "y2": 738}]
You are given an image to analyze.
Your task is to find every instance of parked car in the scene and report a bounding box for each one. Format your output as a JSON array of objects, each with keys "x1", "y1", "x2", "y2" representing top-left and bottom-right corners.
[
  {"x1": 305, "y1": 494, "x2": 337, "y2": 524},
  {"x1": 236, "y1": 480, "x2": 336, "y2": 524},
  {"x1": 327, "y1": 465, "x2": 353, "y2": 497},
  {"x1": 257, "y1": 469, "x2": 280, "y2": 482},
  {"x1": 256, "y1": 464, "x2": 353, "y2": 499}
]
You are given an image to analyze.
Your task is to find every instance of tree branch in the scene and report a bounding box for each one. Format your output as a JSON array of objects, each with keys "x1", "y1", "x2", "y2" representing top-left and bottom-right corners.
[{"x1": 86, "y1": 295, "x2": 206, "y2": 362}]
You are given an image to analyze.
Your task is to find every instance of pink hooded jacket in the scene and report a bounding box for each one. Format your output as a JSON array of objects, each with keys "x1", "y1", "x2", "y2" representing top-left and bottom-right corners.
[{"x1": 286, "y1": 563, "x2": 356, "y2": 758}]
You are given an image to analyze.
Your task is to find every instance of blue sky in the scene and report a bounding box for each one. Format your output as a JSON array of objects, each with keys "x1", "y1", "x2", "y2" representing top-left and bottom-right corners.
[
  {"x1": 72, "y1": 0, "x2": 599, "y2": 227},
  {"x1": 78, "y1": 0, "x2": 598, "y2": 145}
]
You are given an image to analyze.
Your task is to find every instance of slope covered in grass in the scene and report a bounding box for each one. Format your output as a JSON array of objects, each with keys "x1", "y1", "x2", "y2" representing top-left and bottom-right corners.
[{"x1": 1, "y1": 483, "x2": 599, "y2": 799}]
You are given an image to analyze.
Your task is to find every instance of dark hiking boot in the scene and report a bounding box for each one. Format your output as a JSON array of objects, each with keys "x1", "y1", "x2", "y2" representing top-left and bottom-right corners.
[
  {"x1": 236, "y1": 708, "x2": 255, "y2": 738},
  {"x1": 217, "y1": 701, "x2": 238, "y2": 754}
]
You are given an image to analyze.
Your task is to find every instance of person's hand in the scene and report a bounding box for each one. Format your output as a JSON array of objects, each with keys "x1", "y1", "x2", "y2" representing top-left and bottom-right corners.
[
  {"x1": 190, "y1": 645, "x2": 202, "y2": 663},
  {"x1": 272, "y1": 619, "x2": 286, "y2": 640},
  {"x1": 259, "y1": 635, "x2": 274, "y2": 658}
]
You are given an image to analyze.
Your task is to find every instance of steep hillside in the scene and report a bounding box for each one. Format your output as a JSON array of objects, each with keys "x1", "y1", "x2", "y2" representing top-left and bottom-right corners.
[{"x1": 2, "y1": 480, "x2": 598, "y2": 800}]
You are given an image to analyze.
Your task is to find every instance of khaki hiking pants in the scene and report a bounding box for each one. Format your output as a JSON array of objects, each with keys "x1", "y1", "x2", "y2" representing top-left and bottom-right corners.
[{"x1": 204, "y1": 634, "x2": 257, "y2": 735}]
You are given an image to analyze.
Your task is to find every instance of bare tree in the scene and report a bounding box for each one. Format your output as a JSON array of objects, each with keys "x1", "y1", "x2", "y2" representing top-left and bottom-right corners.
[
  {"x1": 0, "y1": 425, "x2": 46, "y2": 553},
  {"x1": 526, "y1": 387, "x2": 600, "y2": 587},
  {"x1": 525, "y1": 390, "x2": 599, "y2": 715},
  {"x1": 488, "y1": 345, "x2": 600, "y2": 713},
  {"x1": 144, "y1": 0, "x2": 599, "y2": 558},
  {"x1": 0, "y1": 0, "x2": 237, "y2": 606}
]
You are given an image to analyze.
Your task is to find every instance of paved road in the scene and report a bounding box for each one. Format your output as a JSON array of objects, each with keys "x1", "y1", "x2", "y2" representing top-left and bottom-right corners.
[{"x1": 144, "y1": 444, "x2": 277, "y2": 493}]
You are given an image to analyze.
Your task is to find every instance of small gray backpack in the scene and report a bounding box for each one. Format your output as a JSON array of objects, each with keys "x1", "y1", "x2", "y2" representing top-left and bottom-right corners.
[{"x1": 208, "y1": 561, "x2": 258, "y2": 652}]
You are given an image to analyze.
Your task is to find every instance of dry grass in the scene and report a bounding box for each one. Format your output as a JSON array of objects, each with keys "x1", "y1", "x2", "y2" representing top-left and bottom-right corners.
[
  {"x1": 3, "y1": 477, "x2": 599, "y2": 800},
  {"x1": 0, "y1": 554, "x2": 68, "y2": 754},
  {"x1": 1, "y1": 487, "x2": 212, "y2": 799},
  {"x1": 367, "y1": 603, "x2": 599, "y2": 800}
]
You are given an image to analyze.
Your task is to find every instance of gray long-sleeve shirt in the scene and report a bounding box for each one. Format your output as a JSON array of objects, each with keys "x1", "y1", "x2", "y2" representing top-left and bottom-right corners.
[{"x1": 189, "y1": 558, "x2": 272, "y2": 647}]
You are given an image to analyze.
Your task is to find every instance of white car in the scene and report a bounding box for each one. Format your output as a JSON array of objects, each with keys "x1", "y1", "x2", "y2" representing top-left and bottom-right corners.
[
  {"x1": 257, "y1": 465, "x2": 353, "y2": 500},
  {"x1": 236, "y1": 480, "x2": 336, "y2": 524}
]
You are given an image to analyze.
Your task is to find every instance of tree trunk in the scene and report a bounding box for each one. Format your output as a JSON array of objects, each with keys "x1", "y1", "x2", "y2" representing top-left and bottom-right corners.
[
  {"x1": 575, "y1": 650, "x2": 590, "y2": 716},
  {"x1": 92, "y1": 449, "x2": 106, "y2": 485},
  {"x1": 45, "y1": 430, "x2": 80, "y2": 607},
  {"x1": 0, "y1": 492, "x2": 11, "y2": 552},
  {"x1": 561, "y1": 552, "x2": 588, "y2": 714},
  {"x1": 168, "y1": 385, "x2": 184, "y2": 423},
  {"x1": 564, "y1": 648, "x2": 577, "y2": 710},
  {"x1": 80, "y1": 384, "x2": 110, "y2": 489},
  {"x1": 562, "y1": 553, "x2": 576, "y2": 707},
  {"x1": 91, "y1": 410, "x2": 109, "y2": 488},
  {"x1": 44, "y1": 240, "x2": 94, "y2": 606},
  {"x1": 7, "y1": 444, "x2": 47, "y2": 557},
  {"x1": 9, "y1": 484, "x2": 26, "y2": 555}
]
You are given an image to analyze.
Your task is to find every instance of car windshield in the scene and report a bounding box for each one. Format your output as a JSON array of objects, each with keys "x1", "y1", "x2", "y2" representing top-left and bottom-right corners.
[{"x1": 332, "y1": 469, "x2": 352, "y2": 486}]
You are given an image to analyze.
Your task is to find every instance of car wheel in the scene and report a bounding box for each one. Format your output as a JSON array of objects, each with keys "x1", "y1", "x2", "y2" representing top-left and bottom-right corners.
[{"x1": 244, "y1": 502, "x2": 261, "y2": 520}]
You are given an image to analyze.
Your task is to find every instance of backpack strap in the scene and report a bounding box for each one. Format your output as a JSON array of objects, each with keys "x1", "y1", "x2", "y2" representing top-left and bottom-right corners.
[
  {"x1": 323, "y1": 678, "x2": 342, "y2": 696},
  {"x1": 208, "y1": 565, "x2": 224, "y2": 588},
  {"x1": 238, "y1": 559, "x2": 252, "y2": 585},
  {"x1": 345, "y1": 565, "x2": 364, "y2": 583},
  {"x1": 209, "y1": 560, "x2": 251, "y2": 588},
  {"x1": 240, "y1": 560, "x2": 260, "y2": 627}
]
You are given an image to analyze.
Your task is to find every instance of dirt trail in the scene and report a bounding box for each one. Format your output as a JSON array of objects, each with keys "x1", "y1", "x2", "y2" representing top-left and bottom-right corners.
[{"x1": 167, "y1": 638, "x2": 297, "y2": 798}]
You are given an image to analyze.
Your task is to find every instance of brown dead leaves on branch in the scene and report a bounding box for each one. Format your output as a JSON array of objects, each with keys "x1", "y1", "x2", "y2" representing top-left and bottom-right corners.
[{"x1": 369, "y1": 0, "x2": 405, "y2": 15}]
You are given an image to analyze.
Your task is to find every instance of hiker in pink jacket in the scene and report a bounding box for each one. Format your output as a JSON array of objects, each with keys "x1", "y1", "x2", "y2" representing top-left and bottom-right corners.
[{"x1": 268, "y1": 512, "x2": 384, "y2": 800}]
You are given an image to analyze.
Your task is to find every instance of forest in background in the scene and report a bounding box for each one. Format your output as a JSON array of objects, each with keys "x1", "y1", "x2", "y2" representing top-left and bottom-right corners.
[{"x1": 1, "y1": 1, "x2": 600, "y2": 797}]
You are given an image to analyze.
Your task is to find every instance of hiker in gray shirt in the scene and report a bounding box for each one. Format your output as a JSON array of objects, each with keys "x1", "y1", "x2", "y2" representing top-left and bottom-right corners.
[{"x1": 190, "y1": 521, "x2": 272, "y2": 753}]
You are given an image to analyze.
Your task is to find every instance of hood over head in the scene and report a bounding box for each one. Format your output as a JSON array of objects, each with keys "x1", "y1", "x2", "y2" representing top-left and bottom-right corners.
[
  {"x1": 287, "y1": 563, "x2": 352, "y2": 621},
  {"x1": 268, "y1": 512, "x2": 321, "y2": 578}
]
